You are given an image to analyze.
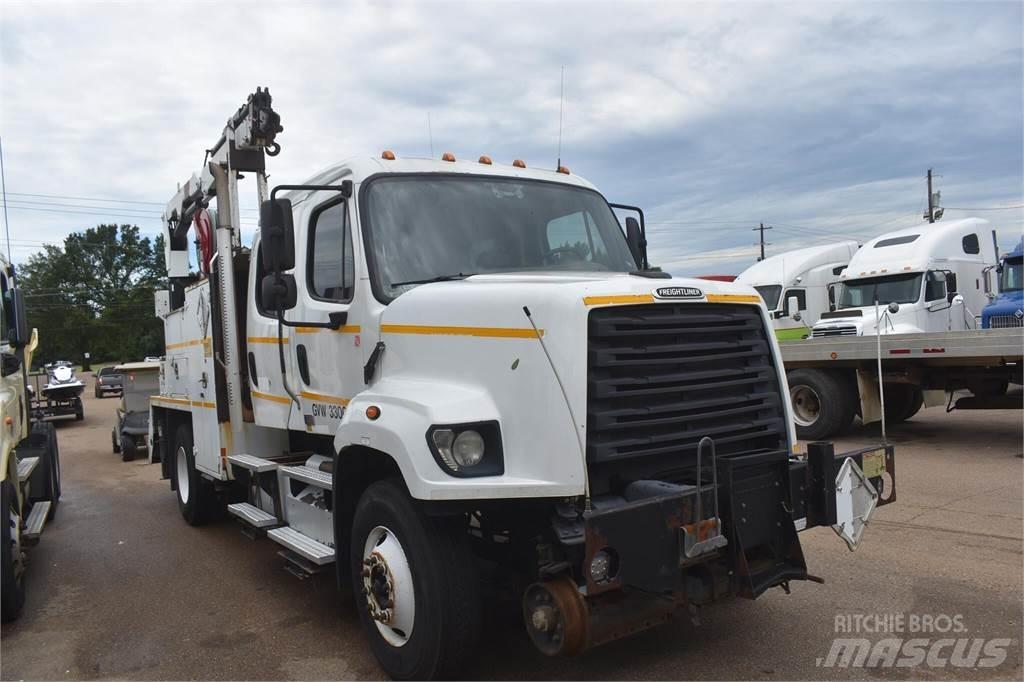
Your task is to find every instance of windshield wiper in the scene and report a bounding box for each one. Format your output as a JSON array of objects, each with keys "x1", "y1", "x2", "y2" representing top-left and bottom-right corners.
[{"x1": 391, "y1": 272, "x2": 476, "y2": 287}]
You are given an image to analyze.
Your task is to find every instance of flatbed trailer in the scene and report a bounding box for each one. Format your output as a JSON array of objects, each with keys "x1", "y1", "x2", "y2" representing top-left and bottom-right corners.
[{"x1": 779, "y1": 327, "x2": 1023, "y2": 439}]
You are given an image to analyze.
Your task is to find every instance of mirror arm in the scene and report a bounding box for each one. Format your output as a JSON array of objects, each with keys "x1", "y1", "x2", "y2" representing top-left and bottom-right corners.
[{"x1": 609, "y1": 202, "x2": 650, "y2": 270}]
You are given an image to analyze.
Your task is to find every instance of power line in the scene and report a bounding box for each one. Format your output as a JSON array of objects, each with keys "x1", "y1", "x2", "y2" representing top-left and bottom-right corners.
[{"x1": 944, "y1": 205, "x2": 1024, "y2": 211}]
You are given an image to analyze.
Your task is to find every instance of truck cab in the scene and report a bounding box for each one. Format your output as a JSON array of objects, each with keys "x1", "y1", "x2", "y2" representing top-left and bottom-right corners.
[
  {"x1": 736, "y1": 241, "x2": 859, "y2": 340},
  {"x1": 981, "y1": 237, "x2": 1024, "y2": 329},
  {"x1": 812, "y1": 219, "x2": 998, "y2": 337}
]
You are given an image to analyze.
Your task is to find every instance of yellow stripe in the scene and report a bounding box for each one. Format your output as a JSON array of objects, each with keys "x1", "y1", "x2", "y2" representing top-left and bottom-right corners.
[
  {"x1": 165, "y1": 338, "x2": 209, "y2": 350},
  {"x1": 380, "y1": 324, "x2": 542, "y2": 339},
  {"x1": 246, "y1": 336, "x2": 288, "y2": 344},
  {"x1": 294, "y1": 325, "x2": 361, "y2": 334},
  {"x1": 583, "y1": 294, "x2": 655, "y2": 306},
  {"x1": 150, "y1": 395, "x2": 191, "y2": 406},
  {"x1": 252, "y1": 390, "x2": 292, "y2": 405},
  {"x1": 299, "y1": 391, "x2": 350, "y2": 406},
  {"x1": 191, "y1": 400, "x2": 217, "y2": 409},
  {"x1": 706, "y1": 293, "x2": 762, "y2": 304}
]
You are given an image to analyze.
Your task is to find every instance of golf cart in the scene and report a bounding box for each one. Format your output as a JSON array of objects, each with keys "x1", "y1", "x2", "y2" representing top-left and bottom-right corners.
[{"x1": 111, "y1": 361, "x2": 160, "y2": 461}]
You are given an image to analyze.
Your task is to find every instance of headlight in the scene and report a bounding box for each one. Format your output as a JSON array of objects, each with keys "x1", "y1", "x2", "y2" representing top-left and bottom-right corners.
[{"x1": 427, "y1": 422, "x2": 504, "y2": 478}]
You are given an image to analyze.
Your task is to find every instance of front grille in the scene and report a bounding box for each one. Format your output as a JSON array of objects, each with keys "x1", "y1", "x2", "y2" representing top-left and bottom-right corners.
[
  {"x1": 586, "y1": 303, "x2": 787, "y2": 472},
  {"x1": 988, "y1": 314, "x2": 1023, "y2": 329},
  {"x1": 811, "y1": 325, "x2": 858, "y2": 338}
]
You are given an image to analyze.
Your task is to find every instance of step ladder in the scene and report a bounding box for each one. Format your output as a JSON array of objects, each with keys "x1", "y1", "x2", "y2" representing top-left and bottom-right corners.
[
  {"x1": 227, "y1": 453, "x2": 278, "y2": 473},
  {"x1": 227, "y1": 502, "x2": 279, "y2": 529},
  {"x1": 267, "y1": 526, "x2": 335, "y2": 565},
  {"x1": 23, "y1": 501, "x2": 51, "y2": 545},
  {"x1": 17, "y1": 457, "x2": 40, "y2": 483}
]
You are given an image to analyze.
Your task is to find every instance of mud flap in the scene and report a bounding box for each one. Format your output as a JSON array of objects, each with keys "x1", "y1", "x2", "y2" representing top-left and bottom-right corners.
[{"x1": 718, "y1": 450, "x2": 808, "y2": 598}]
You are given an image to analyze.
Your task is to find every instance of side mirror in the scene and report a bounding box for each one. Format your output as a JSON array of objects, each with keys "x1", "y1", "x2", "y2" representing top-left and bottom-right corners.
[
  {"x1": 261, "y1": 273, "x2": 297, "y2": 312},
  {"x1": 625, "y1": 217, "x2": 643, "y2": 269},
  {"x1": 1, "y1": 352, "x2": 20, "y2": 377},
  {"x1": 786, "y1": 296, "x2": 799, "y2": 319},
  {"x1": 8, "y1": 288, "x2": 29, "y2": 348},
  {"x1": 260, "y1": 198, "x2": 295, "y2": 271},
  {"x1": 946, "y1": 273, "x2": 957, "y2": 293}
]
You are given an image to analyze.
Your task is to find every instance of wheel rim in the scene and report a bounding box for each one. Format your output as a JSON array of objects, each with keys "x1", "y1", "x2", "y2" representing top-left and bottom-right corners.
[
  {"x1": 790, "y1": 384, "x2": 821, "y2": 427},
  {"x1": 176, "y1": 446, "x2": 190, "y2": 504},
  {"x1": 361, "y1": 525, "x2": 415, "y2": 647}
]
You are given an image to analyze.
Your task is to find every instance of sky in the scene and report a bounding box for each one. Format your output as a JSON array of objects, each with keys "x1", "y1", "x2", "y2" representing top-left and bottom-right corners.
[{"x1": 1, "y1": 0, "x2": 1022, "y2": 277}]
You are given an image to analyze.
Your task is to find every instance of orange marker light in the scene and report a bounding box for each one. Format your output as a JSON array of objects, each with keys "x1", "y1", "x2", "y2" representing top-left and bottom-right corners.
[
  {"x1": 557, "y1": 166, "x2": 571, "y2": 174},
  {"x1": 441, "y1": 152, "x2": 456, "y2": 162},
  {"x1": 381, "y1": 150, "x2": 396, "y2": 160},
  {"x1": 512, "y1": 159, "x2": 526, "y2": 168},
  {"x1": 478, "y1": 155, "x2": 492, "y2": 165},
  {"x1": 366, "y1": 405, "x2": 381, "y2": 420}
]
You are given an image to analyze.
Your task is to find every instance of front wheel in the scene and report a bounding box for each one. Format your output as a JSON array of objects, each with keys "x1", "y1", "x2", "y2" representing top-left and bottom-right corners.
[
  {"x1": 121, "y1": 434, "x2": 136, "y2": 462},
  {"x1": 350, "y1": 479, "x2": 480, "y2": 680},
  {"x1": 1, "y1": 481, "x2": 26, "y2": 622}
]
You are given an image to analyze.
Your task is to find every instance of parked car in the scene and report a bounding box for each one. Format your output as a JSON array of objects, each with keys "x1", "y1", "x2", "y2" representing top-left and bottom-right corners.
[{"x1": 94, "y1": 366, "x2": 123, "y2": 398}]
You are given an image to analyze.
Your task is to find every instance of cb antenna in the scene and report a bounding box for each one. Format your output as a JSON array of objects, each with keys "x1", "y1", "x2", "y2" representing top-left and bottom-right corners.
[
  {"x1": 0, "y1": 136, "x2": 11, "y2": 266},
  {"x1": 556, "y1": 66, "x2": 565, "y2": 170},
  {"x1": 427, "y1": 112, "x2": 435, "y2": 159}
]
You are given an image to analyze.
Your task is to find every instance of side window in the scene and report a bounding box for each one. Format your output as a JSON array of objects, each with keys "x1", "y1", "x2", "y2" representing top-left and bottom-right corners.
[
  {"x1": 0, "y1": 274, "x2": 10, "y2": 344},
  {"x1": 779, "y1": 288, "x2": 806, "y2": 316},
  {"x1": 925, "y1": 271, "x2": 947, "y2": 302},
  {"x1": 254, "y1": 244, "x2": 269, "y2": 317},
  {"x1": 308, "y1": 200, "x2": 355, "y2": 302},
  {"x1": 962, "y1": 233, "x2": 980, "y2": 255},
  {"x1": 546, "y1": 211, "x2": 608, "y2": 262}
]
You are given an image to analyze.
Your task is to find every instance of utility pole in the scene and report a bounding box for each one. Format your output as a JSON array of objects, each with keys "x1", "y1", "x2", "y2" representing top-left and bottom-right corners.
[
  {"x1": 753, "y1": 223, "x2": 772, "y2": 261},
  {"x1": 926, "y1": 169, "x2": 934, "y2": 223}
]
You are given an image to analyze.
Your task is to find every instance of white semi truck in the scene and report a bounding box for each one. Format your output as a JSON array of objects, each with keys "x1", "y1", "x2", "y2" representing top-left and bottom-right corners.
[
  {"x1": 781, "y1": 219, "x2": 1022, "y2": 439},
  {"x1": 149, "y1": 89, "x2": 896, "y2": 679},
  {"x1": 736, "y1": 240, "x2": 860, "y2": 340}
]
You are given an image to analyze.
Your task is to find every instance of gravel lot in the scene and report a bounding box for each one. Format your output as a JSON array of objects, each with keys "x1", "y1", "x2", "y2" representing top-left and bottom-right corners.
[{"x1": 2, "y1": 390, "x2": 1021, "y2": 680}]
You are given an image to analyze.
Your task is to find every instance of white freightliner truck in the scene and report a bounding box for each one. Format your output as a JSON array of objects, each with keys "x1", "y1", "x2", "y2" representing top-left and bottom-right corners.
[
  {"x1": 780, "y1": 219, "x2": 1023, "y2": 439},
  {"x1": 149, "y1": 90, "x2": 896, "y2": 679},
  {"x1": 736, "y1": 240, "x2": 860, "y2": 340}
]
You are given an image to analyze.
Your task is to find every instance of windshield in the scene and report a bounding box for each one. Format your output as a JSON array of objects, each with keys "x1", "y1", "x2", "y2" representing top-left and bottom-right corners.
[
  {"x1": 839, "y1": 273, "x2": 923, "y2": 308},
  {"x1": 753, "y1": 285, "x2": 782, "y2": 310},
  {"x1": 363, "y1": 176, "x2": 637, "y2": 299},
  {"x1": 999, "y1": 259, "x2": 1023, "y2": 292}
]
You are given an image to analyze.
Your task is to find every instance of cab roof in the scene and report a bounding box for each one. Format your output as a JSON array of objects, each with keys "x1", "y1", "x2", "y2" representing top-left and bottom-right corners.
[
  {"x1": 842, "y1": 217, "x2": 993, "y2": 278},
  {"x1": 736, "y1": 240, "x2": 860, "y2": 287}
]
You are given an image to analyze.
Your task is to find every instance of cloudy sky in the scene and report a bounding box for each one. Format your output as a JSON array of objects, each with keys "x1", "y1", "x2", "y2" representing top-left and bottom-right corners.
[{"x1": 1, "y1": 1, "x2": 1021, "y2": 276}]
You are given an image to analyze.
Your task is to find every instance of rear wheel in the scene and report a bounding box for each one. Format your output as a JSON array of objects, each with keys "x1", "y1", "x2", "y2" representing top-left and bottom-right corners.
[
  {"x1": 350, "y1": 479, "x2": 480, "y2": 680},
  {"x1": 884, "y1": 384, "x2": 923, "y2": 424},
  {"x1": 74, "y1": 398, "x2": 84, "y2": 421},
  {"x1": 1, "y1": 481, "x2": 26, "y2": 622},
  {"x1": 121, "y1": 434, "x2": 135, "y2": 462},
  {"x1": 112, "y1": 429, "x2": 121, "y2": 454},
  {"x1": 788, "y1": 369, "x2": 856, "y2": 440},
  {"x1": 173, "y1": 424, "x2": 216, "y2": 526}
]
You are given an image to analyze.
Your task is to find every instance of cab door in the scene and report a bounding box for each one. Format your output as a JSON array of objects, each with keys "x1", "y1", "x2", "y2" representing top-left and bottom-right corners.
[
  {"x1": 292, "y1": 194, "x2": 362, "y2": 436},
  {"x1": 246, "y1": 237, "x2": 296, "y2": 428}
]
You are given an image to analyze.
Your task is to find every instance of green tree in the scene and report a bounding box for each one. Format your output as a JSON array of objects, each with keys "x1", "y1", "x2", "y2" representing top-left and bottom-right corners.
[{"x1": 18, "y1": 224, "x2": 166, "y2": 367}]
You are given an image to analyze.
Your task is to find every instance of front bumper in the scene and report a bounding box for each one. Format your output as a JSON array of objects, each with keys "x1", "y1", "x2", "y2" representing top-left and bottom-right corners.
[{"x1": 527, "y1": 443, "x2": 896, "y2": 655}]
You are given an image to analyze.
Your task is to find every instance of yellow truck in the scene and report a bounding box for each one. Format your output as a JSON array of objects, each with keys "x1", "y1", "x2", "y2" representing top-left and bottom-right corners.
[{"x1": 1, "y1": 253, "x2": 61, "y2": 622}]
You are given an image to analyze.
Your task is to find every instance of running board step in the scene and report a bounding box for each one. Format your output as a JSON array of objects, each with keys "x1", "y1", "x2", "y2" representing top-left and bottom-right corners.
[
  {"x1": 227, "y1": 454, "x2": 278, "y2": 473},
  {"x1": 227, "y1": 502, "x2": 279, "y2": 529},
  {"x1": 23, "y1": 501, "x2": 51, "y2": 543},
  {"x1": 267, "y1": 526, "x2": 335, "y2": 565},
  {"x1": 17, "y1": 457, "x2": 40, "y2": 483},
  {"x1": 279, "y1": 465, "x2": 333, "y2": 489}
]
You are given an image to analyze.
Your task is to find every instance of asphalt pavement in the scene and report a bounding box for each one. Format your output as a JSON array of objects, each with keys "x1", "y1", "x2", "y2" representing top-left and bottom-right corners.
[{"x1": 1, "y1": 390, "x2": 1021, "y2": 680}]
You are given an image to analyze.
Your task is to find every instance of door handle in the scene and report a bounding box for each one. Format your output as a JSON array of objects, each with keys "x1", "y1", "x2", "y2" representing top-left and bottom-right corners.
[
  {"x1": 248, "y1": 352, "x2": 259, "y2": 387},
  {"x1": 296, "y1": 344, "x2": 310, "y2": 385}
]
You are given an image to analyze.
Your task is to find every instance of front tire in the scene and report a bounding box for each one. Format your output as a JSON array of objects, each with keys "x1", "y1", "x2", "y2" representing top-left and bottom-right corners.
[
  {"x1": 121, "y1": 434, "x2": 136, "y2": 462},
  {"x1": 1, "y1": 481, "x2": 26, "y2": 622},
  {"x1": 172, "y1": 424, "x2": 216, "y2": 526},
  {"x1": 788, "y1": 369, "x2": 856, "y2": 440},
  {"x1": 350, "y1": 479, "x2": 480, "y2": 680}
]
